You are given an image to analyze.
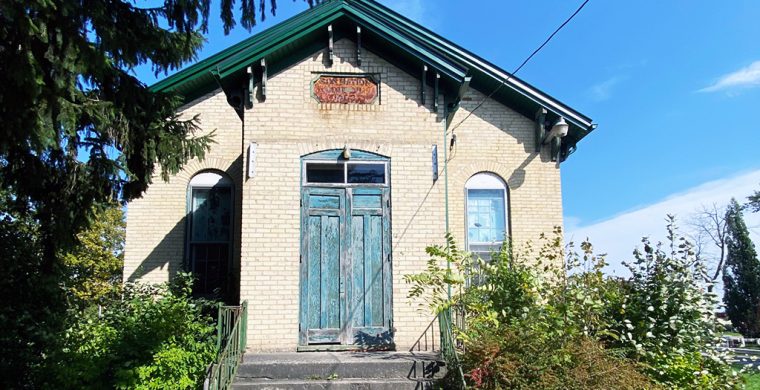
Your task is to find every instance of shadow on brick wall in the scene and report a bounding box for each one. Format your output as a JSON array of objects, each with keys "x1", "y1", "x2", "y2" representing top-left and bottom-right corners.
[{"x1": 126, "y1": 155, "x2": 244, "y2": 305}]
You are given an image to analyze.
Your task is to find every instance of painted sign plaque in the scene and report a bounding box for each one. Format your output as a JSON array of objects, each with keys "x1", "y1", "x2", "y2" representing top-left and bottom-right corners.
[{"x1": 313, "y1": 75, "x2": 378, "y2": 104}]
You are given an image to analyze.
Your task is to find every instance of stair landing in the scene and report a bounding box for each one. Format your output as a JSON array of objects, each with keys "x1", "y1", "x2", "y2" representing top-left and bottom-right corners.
[{"x1": 232, "y1": 351, "x2": 446, "y2": 390}]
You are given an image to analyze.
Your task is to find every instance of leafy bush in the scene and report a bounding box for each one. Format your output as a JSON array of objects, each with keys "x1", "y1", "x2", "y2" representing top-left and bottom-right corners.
[
  {"x1": 45, "y1": 274, "x2": 217, "y2": 390},
  {"x1": 463, "y1": 331, "x2": 655, "y2": 390},
  {"x1": 610, "y1": 217, "x2": 737, "y2": 388},
  {"x1": 406, "y1": 220, "x2": 740, "y2": 389},
  {"x1": 406, "y1": 231, "x2": 656, "y2": 389}
]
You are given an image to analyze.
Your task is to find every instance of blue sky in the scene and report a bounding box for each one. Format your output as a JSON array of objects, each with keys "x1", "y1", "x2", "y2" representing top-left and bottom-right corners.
[{"x1": 136, "y1": 0, "x2": 760, "y2": 269}]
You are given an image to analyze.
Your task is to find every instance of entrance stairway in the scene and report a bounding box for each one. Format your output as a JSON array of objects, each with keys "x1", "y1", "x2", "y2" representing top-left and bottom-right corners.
[{"x1": 231, "y1": 351, "x2": 447, "y2": 389}]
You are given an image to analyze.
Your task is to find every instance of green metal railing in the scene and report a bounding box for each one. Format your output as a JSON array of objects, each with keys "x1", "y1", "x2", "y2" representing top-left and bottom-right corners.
[
  {"x1": 439, "y1": 306, "x2": 467, "y2": 389},
  {"x1": 205, "y1": 301, "x2": 248, "y2": 390}
]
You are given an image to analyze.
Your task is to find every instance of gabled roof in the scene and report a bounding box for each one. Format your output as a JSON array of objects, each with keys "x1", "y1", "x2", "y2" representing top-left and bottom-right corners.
[{"x1": 152, "y1": 0, "x2": 595, "y2": 159}]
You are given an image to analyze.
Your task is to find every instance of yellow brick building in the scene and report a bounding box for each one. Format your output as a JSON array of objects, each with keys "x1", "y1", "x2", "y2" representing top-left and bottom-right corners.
[{"x1": 123, "y1": 0, "x2": 595, "y2": 352}]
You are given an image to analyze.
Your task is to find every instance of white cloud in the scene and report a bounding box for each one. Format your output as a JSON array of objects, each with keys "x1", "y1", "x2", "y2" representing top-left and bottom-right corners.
[
  {"x1": 566, "y1": 169, "x2": 760, "y2": 280},
  {"x1": 699, "y1": 61, "x2": 760, "y2": 93},
  {"x1": 588, "y1": 76, "x2": 624, "y2": 101},
  {"x1": 381, "y1": 0, "x2": 427, "y2": 25}
]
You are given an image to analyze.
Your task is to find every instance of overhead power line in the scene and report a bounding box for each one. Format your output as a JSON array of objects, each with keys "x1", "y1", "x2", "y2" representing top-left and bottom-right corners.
[{"x1": 448, "y1": 0, "x2": 591, "y2": 134}]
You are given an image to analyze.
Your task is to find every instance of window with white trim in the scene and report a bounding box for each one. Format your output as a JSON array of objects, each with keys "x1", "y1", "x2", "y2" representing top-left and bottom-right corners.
[
  {"x1": 303, "y1": 161, "x2": 388, "y2": 185},
  {"x1": 187, "y1": 172, "x2": 233, "y2": 297},
  {"x1": 465, "y1": 173, "x2": 509, "y2": 261}
]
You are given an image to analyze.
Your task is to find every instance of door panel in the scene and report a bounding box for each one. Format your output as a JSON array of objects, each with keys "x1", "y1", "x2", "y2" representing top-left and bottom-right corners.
[
  {"x1": 300, "y1": 186, "x2": 392, "y2": 347},
  {"x1": 349, "y1": 215, "x2": 365, "y2": 328},
  {"x1": 302, "y1": 189, "x2": 345, "y2": 345},
  {"x1": 347, "y1": 188, "x2": 392, "y2": 346},
  {"x1": 366, "y1": 214, "x2": 383, "y2": 327},
  {"x1": 320, "y1": 215, "x2": 341, "y2": 329}
]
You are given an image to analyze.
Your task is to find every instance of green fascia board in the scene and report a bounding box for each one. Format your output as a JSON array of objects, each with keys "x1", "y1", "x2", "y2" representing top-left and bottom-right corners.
[
  {"x1": 149, "y1": 0, "x2": 344, "y2": 93},
  {"x1": 341, "y1": 18, "x2": 466, "y2": 81},
  {"x1": 213, "y1": 2, "x2": 350, "y2": 77},
  {"x1": 151, "y1": 0, "x2": 595, "y2": 156},
  {"x1": 351, "y1": 0, "x2": 594, "y2": 156},
  {"x1": 213, "y1": 4, "x2": 469, "y2": 82},
  {"x1": 352, "y1": 1, "x2": 593, "y2": 127},
  {"x1": 339, "y1": 8, "x2": 469, "y2": 80},
  {"x1": 215, "y1": 13, "x2": 345, "y2": 79}
]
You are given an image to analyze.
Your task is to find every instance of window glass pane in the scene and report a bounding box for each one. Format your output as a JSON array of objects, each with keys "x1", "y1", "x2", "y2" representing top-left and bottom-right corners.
[
  {"x1": 467, "y1": 189, "x2": 505, "y2": 243},
  {"x1": 347, "y1": 163, "x2": 385, "y2": 184},
  {"x1": 191, "y1": 243, "x2": 229, "y2": 296},
  {"x1": 191, "y1": 187, "x2": 232, "y2": 242},
  {"x1": 306, "y1": 163, "x2": 344, "y2": 183}
]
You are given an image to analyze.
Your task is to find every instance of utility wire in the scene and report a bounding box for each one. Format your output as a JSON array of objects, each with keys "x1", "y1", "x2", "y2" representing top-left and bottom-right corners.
[{"x1": 448, "y1": 0, "x2": 591, "y2": 134}]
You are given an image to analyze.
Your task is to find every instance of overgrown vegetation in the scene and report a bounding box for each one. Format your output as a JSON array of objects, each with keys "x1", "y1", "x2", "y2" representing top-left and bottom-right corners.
[
  {"x1": 406, "y1": 218, "x2": 742, "y2": 389},
  {"x1": 62, "y1": 205, "x2": 126, "y2": 307},
  {"x1": 1, "y1": 0, "x2": 319, "y2": 384},
  {"x1": 615, "y1": 221, "x2": 734, "y2": 388},
  {"x1": 44, "y1": 274, "x2": 217, "y2": 390},
  {"x1": 0, "y1": 201, "x2": 217, "y2": 389}
]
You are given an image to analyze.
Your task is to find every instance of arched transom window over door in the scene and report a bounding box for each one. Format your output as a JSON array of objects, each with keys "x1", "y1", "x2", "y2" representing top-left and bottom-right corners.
[
  {"x1": 465, "y1": 172, "x2": 509, "y2": 260},
  {"x1": 187, "y1": 171, "x2": 233, "y2": 298}
]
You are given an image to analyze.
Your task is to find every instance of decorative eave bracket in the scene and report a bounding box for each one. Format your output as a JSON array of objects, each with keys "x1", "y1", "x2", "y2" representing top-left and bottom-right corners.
[
  {"x1": 246, "y1": 66, "x2": 254, "y2": 109},
  {"x1": 445, "y1": 75, "x2": 472, "y2": 126},
  {"x1": 534, "y1": 108, "x2": 547, "y2": 153},
  {"x1": 421, "y1": 64, "x2": 427, "y2": 106},
  {"x1": 327, "y1": 24, "x2": 334, "y2": 67},
  {"x1": 260, "y1": 58, "x2": 267, "y2": 102},
  {"x1": 433, "y1": 73, "x2": 440, "y2": 112},
  {"x1": 356, "y1": 26, "x2": 362, "y2": 66}
]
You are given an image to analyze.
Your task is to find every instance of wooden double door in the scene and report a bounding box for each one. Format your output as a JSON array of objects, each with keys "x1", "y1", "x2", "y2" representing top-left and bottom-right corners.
[{"x1": 299, "y1": 187, "x2": 392, "y2": 347}]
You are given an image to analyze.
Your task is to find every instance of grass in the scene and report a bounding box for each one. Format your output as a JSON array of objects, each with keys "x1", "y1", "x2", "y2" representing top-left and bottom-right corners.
[
  {"x1": 734, "y1": 364, "x2": 760, "y2": 390},
  {"x1": 744, "y1": 371, "x2": 760, "y2": 389}
]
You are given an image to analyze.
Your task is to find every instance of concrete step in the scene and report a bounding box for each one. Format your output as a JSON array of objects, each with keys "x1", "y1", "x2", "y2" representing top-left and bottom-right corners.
[
  {"x1": 236, "y1": 352, "x2": 446, "y2": 381},
  {"x1": 231, "y1": 377, "x2": 436, "y2": 390}
]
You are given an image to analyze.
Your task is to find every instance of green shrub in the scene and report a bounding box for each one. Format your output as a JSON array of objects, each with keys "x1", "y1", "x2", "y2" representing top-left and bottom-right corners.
[
  {"x1": 406, "y1": 231, "x2": 655, "y2": 388},
  {"x1": 45, "y1": 273, "x2": 217, "y2": 390},
  {"x1": 609, "y1": 217, "x2": 738, "y2": 388},
  {"x1": 406, "y1": 220, "x2": 741, "y2": 389},
  {"x1": 463, "y1": 329, "x2": 657, "y2": 390}
]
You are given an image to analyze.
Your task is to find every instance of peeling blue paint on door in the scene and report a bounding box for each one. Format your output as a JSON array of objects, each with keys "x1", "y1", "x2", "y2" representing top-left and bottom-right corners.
[
  {"x1": 301, "y1": 188, "x2": 345, "y2": 344},
  {"x1": 299, "y1": 152, "x2": 392, "y2": 347},
  {"x1": 347, "y1": 188, "x2": 392, "y2": 346}
]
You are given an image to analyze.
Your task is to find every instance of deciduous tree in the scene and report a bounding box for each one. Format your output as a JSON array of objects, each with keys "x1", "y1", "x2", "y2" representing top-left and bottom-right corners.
[
  {"x1": 62, "y1": 205, "x2": 126, "y2": 306},
  {"x1": 688, "y1": 203, "x2": 728, "y2": 292}
]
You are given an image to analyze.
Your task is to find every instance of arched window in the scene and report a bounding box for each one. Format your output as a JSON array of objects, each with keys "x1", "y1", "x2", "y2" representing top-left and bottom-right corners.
[
  {"x1": 187, "y1": 171, "x2": 233, "y2": 297},
  {"x1": 465, "y1": 172, "x2": 509, "y2": 260}
]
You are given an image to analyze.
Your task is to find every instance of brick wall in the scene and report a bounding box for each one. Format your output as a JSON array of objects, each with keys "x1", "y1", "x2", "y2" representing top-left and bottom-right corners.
[
  {"x1": 123, "y1": 89, "x2": 243, "y2": 285},
  {"x1": 124, "y1": 38, "x2": 563, "y2": 352}
]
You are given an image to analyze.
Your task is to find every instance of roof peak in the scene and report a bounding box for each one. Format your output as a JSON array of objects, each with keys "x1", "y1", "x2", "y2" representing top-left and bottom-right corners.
[{"x1": 152, "y1": 0, "x2": 595, "y2": 159}]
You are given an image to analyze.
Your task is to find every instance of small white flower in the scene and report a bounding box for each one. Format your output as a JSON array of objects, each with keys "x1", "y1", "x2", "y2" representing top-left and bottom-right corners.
[
  {"x1": 647, "y1": 306, "x2": 654, "y2": 312},
  {"x1": 626, "y1": 323, "x2": 634, "y2": 330},
  {"x1": 646, "y1": 331, "x2": 654, "y2": 338}
]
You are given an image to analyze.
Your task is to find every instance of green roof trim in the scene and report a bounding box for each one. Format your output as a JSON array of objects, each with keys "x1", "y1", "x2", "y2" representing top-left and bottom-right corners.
[{"x1": 151, "y1": 0, "x2": 595, "y2": 158}]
